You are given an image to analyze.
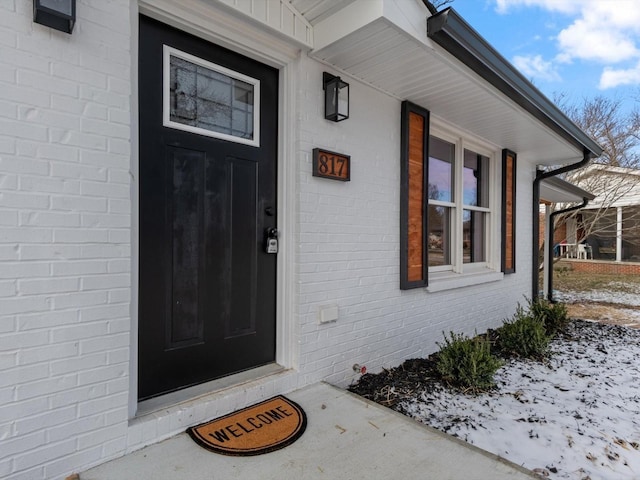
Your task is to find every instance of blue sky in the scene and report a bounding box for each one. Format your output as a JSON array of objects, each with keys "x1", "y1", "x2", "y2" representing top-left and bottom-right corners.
[{"x1": 449, "y1": 0, "x2": 640, "y2": 112}]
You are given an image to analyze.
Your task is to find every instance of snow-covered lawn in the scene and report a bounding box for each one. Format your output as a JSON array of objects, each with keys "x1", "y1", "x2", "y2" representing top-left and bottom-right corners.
[{"x1": 400, "y1": 320, "x2": 640, "y2": 479}]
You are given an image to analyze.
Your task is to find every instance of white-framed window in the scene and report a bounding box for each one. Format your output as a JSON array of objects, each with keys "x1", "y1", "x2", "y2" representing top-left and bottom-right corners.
[
  {"x1": 400, "y1": 102, "x2": 503, "y2": 291},
  {"x1": 427, "y1": 124, "x2": 496, "y2": 276},
  {"x1": 163, "y1": 45, "x2": 260, "y2": 147}
]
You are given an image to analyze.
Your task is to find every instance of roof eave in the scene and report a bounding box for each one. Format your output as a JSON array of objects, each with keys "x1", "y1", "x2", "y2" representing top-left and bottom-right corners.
[{"x1": 427, "y1": 8, "x2": 603, "y2": 159}]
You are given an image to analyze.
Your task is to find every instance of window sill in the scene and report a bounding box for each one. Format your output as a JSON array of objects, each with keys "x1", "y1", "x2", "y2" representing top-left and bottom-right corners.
[{"x1": 426, "y1": 269, "x2": 503, "y2": 293}]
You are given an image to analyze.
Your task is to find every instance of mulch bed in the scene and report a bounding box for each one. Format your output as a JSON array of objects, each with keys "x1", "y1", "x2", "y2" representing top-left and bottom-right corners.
[{"x1": 348, "y1": 357, "x2": 443, "y2": 408}]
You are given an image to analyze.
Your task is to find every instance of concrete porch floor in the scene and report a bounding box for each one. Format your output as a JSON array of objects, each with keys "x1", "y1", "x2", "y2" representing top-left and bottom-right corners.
[{"x1": 82, "y1": 383, "x2": 536, "y2": 479}]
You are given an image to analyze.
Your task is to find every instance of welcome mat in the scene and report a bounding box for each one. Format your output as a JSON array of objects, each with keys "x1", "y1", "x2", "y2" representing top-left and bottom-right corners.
[{"x1": 187, "y1": 395, "x2": 307, "y2": 456}]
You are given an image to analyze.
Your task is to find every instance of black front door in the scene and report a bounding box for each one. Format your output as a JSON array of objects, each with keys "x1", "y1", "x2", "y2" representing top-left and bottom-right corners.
[{"x1": 138, "y1": 16, "x2": 278, "y2": 400}]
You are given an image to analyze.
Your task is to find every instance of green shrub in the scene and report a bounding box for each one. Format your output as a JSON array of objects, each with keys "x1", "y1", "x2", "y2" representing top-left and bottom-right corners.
[
  {"x1": 495, "y1": 304, "x2": 550, "y2": 359},
  {"x1": 436, "y1": 331, "x2": 503, "y2": 392},
  {"x1": 528, "y1": 297, "x2": 569, "y2": 336}
]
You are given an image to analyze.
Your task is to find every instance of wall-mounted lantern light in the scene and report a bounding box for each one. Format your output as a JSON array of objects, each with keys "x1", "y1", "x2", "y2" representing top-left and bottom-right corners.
[
  {"x1": 33, "y1": 0, "x2": 76, "y2": 34},
  {"x1": 323, "y1": 72, "x2": 349, "y2": 122}
]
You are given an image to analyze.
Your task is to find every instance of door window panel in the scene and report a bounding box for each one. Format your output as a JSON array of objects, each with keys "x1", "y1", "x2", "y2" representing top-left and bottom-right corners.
[{"x1": 164, "y1": 46, "x2": 260, "y2": 147}]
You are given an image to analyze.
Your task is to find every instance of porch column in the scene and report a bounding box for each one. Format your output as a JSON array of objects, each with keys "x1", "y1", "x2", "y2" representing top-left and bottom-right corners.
[
  {"x1": 543, "y1": 204, "x2": 552, "y2": 298},
  {"x1": 616, "y1": 206, "x2": 623, "y2": 262}
]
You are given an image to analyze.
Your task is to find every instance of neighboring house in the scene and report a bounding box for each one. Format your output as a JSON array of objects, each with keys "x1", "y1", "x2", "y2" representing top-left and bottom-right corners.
[
  {"x1": 0, "y1": 1, "x2": 601, "y2": 479},
  {"x1": 568, "y1": 165, "x2": 640, "y2": 262}
]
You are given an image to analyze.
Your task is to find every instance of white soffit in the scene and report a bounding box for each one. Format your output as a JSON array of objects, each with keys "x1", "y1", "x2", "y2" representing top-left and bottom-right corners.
[
  {"x1": 308, "y1": 0, "x2": 582, "y2": 165},
  {"x1": 540, "y1": 177, "x2": 593, "y2": 204}
]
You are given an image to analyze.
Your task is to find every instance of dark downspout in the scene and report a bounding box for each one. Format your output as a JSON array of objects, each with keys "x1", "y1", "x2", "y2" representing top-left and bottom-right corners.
[
  {"x1": 547, "y1": 197, "x2": 590, "y2": 302},
  {"x1": 532, "y1": 149, "x2": 592, "y2": 300}
]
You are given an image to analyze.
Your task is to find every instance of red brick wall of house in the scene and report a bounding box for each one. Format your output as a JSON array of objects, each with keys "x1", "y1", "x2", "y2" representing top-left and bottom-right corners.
[
  {"x1": 539, "y1": 213, "x2": 569, "y2": 248},
  {"x1": 558, "y1": 259, "x2": 640, "y2": 275}
]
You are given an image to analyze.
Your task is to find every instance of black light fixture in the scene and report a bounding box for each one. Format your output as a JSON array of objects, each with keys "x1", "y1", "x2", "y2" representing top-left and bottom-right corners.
[
  {"x1": 33, "y1": 0, "x2": 76, "y2": 34},
  {"x1": 323, "y1": 72, "x2": 349, "y2": 122}
]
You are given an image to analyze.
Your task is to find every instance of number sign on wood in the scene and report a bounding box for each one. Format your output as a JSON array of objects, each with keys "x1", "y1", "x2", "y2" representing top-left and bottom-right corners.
[{"x1": 312, "y1": 148, "x2": 350, "y2": 181}]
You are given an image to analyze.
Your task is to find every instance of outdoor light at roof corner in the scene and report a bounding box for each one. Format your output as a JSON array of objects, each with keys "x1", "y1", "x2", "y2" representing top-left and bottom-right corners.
[
  {"x1": 33, "y1": 0, "x2": 76, "y2": 34},
  {"x1": 323, "y1": 72, "x2": 349, "y2": 122}
]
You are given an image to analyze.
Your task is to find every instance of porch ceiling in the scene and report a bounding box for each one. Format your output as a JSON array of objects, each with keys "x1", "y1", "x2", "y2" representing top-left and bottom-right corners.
[
  {"x1": 540, "y1": 176, "x2": 595, "y2": 204},
  {"x1": 302, "y1": 0, "x2": 600, "y2": 166}
]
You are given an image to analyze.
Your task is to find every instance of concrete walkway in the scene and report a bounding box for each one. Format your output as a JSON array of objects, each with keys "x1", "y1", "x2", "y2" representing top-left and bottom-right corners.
[{"x1": 82, "y1": 383, "x2": 537, "y2": 479}]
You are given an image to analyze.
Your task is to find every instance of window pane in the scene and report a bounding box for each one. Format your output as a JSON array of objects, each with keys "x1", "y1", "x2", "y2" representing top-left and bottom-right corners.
[
  {"x1": 428, "y1": 205, "x2": 452, "y2": 266},
  {"x1": 463, "y1": 210, "x2": 486, "y2": 263},
  {"x1": 428, "y1": 137, "x2": 454, "y2": 202},
  {"x1": 169, "y1": 55, "x2": 254, "y2": 141},
  {"x1": 463, "y1": 149, "x2": 489, "y2": 207}
]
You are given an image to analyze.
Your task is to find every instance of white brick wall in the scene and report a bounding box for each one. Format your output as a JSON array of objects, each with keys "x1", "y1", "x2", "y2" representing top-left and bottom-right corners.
[
  {"x1": 0, "y1": 1, "x2": 537, "y2": 478},
  {"x1": 0, "y1": 1, "x2": 131, "y2": 479},
  {"x1": 294, "y1": 56, "x2": 533, "y2": 387}
]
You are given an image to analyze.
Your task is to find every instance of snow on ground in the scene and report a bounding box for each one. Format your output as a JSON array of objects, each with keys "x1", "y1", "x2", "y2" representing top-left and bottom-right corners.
[
  {"x1": 400, "y1": 320, "x2": 640, "y2": 479},
  {"x1": 555, "y1": 289, "x2": 640, "y2": 308}
]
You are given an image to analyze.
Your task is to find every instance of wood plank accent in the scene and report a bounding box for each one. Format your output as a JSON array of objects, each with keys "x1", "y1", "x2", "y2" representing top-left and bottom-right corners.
[
  {"x1": 501, "y1": 149, "x2": 517, "y2": 273},
  {"x1": 400, "y1": 101, "x2": 429, "y2": 289},
  {"x1": 408, "y1": 112, "x2": 425, "y2": 281}
]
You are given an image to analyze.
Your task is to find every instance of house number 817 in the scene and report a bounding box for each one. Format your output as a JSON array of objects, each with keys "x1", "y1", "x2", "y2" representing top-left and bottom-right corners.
[{"x1": 312, "y1": 148, "x2": 351, "y2": 181}]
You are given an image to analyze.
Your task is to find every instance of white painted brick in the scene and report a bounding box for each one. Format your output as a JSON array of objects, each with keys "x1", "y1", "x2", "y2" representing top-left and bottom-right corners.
[
  {"x1": 13, "y1": 438, "x2": 76, "y2": 472},
  {"x1": 19, "y1": 211, "x2": 80, "y2": 228},
  {"x1": 20, "y1": 245, "x2": 81, "y2": 261},
  {"x1": 80, "y1": 149, "x2": 128, "y2": 168},
  {"x1": 50, "y1": 291, "x2": 108, "y2": 310},
  {"x1": 0, "y1": 280, "x2": 16, "y2": 297},
  {"x1": 0, "y1": 136, "x2": 16, "y2": 153},
  {"x1": 16, "y1": 375, "x2": 79, "y2": 402},
  {"x1": 108, "y1": 229, "x2": 130, "y2": 244},
  {"x1": 20, "y1": 175, "x2": 81, "y2": 195},
  {"x1": 77, "y1": 422, "x2": 126, "y2": 450},
  {"x1": 79, "y1": 332, "x2": 128, "y2": 355},
  {"x1": 17, "y1": 342, "x2": 79, "y2": 366},
  {"x1": 49, "y1": 382, "x2": 107, "y2": 410},
  {"x1": 18, "y1": 278, "x2": 79, "y2": 296},
  {"x1": 49, "y1": 128, "x2": 107, "y2": 151},
  {"x1": 81, "y1": 274, "x2": 129, "y2": 291},
  {"x1": 51, "y1": 352, "x2": 106, "y2": 376},
  {"x1": 52, "y1": 195, "x2": 107, "y2": 212},
  {"x1": 0, "y1": 430, "x2": 46, "y2": 462},
  {"x1": 0, "y1": 316, "x2": 16, "y2": 334},
  {"x1": 0, "y1": 362, "x2": 48, "y2": 391},
  {"x1": 51, "y1": 260, "x2": 107, "y2": 276},
  {"x1": 107, "y1": 168, "x2": 131, "y2": 184},
  {"x1": 50, "y1": 162, "x2": 107, "y2": 181},
  {"x1": 15, "y1": 405, "x2": 76, "y2": 436},
  {"x1": 79, "y1": 303, "x2": 129, "y2": 323},
  {"x1": 0, "y1": 118, "x2": 47, "y2": 141},
  {"x1": 47, "y1": 414, "x2": 105, "y2": 443},
  {"x1": 0, "y1": 296, "x2": 49, "y2": 316},
  {"x1": 80, "y1": 180, "x2": 129, "y2": 199},
  {"x1": 51, "y1": 62, "x2": 108, "y2": 89},
  {"x1": 0, "y1": 192, "x2": 49, "y2": 209},
  {"x1": 76, "y1": 391, "x2": 127, "y2": 416},
  {"x1": 0, "y1": 209, "x2": 18, "y2": 225},
  {"x1": 81, "y1": 213, "x2": 129, "y2": 228},
  {"x1": 50, "y1": 321, "x2": 109, "y2": 343},
  {"x1": 53, "y1": 228, "x2": 109, "y2": 243},
  {"x1": 17, "y1": 69, "x2": 79, "y2": 98}
]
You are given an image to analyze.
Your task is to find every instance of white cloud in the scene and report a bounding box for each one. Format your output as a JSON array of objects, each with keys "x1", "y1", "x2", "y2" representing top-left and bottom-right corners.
[
  {"x1": 513, "y1": 54, "x2": 562, "y2": 82},
  {"x1": 557, "y1": 18, "x2": 639, "y2": 64},
  {"x1": 599, "y1": 61, "x2": 640, "y2": 89},
  {"x1": 495, "y1": 0, "x2": 640, "y2": 88}
]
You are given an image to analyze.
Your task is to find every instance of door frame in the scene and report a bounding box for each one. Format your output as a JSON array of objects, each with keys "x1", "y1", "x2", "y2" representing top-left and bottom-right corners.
[{"x1": 129, "y1": 1, "x2": 298, "y2": 417}]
